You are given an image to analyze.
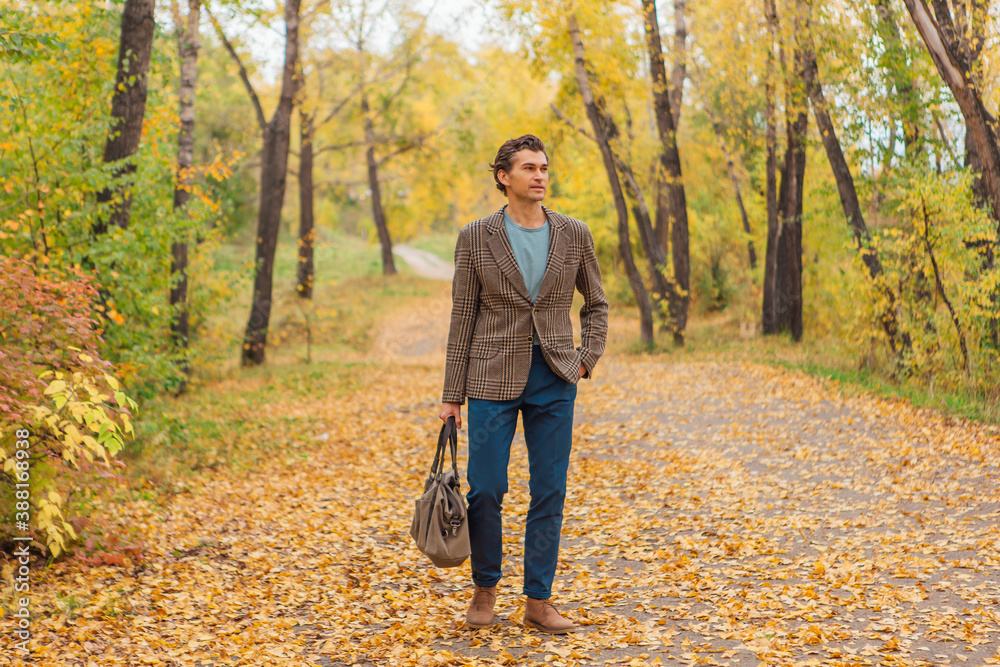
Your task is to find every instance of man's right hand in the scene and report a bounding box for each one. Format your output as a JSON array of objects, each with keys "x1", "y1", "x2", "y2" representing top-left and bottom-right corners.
[{"x1": 439, "y1": 402, "x2": 462, "y2": 429}]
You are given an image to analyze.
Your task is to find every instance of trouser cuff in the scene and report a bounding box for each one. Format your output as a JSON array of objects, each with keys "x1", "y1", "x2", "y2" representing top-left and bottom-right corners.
[
  {"x1": 522, "y1": 588, "x2": 551, "y2": 599},
  {"x1": 473, "y1": 577, "x2": 501, "y2": 588}
]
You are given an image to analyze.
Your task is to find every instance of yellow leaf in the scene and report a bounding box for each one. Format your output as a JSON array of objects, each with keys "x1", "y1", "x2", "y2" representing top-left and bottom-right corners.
[{"x1": 44, "y1": 380, "x2": 67, "y2": 395}]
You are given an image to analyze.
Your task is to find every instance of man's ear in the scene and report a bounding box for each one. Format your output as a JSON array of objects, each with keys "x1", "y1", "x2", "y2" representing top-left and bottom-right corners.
[{"x1": 497, "y1": 170, "x2": 511, "y2": 187}]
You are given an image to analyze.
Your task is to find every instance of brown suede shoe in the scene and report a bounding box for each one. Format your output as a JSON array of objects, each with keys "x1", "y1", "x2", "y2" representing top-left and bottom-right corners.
[
  {"x1": 465, "y1": 585, "x2": 497, "y2": 629},
  {"x1": 523, "y1": 597, "x2": 578, "y2": 634}
]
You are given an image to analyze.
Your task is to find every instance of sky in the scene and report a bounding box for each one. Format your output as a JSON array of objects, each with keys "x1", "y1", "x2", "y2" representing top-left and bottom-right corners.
[{"x1": 212, "y1": 0, "x2": 501, "y2": 85}]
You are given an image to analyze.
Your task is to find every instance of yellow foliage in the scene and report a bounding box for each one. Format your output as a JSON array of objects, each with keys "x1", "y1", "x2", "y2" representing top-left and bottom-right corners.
[{"x1": 1, "y1": 365, "x2": 137, "y2": 557}]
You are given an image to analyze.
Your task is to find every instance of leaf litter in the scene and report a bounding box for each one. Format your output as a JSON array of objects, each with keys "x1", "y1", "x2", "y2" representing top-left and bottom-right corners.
[{"x1": 5, "y1": 303, "x2": 1000, "y2": 667}]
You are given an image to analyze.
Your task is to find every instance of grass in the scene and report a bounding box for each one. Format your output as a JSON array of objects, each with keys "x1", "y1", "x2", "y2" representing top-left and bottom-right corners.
[
  {"x1": 404, "y1": 231, "x2": 459, "y2": 264},
  {"x1": 48, "y1": 225, "x2": 996, "y2": 565},
  {"x1": 124, "y1": 355, "x2": 382, "y2": 488},
  {"x1": 127, "y1": 229, "x2": 998, "y2": 499},
  {"x1": 632, "y1": 300, "x2": 1000, "y2": 426},
  {"x1": 190, "y1": 222, "x2": 445, "y2": 375},
  {"x1": 777, "y1": 359, "x2": 1000, "y2": 424},
  {"x1": 124, "y1": 222, "x2": 454, "y2": 491}
]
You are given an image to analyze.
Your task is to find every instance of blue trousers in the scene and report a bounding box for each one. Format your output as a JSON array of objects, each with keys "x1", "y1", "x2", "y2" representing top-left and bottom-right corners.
[{"x1": 466, "y1": 344, "x2": 577, "y2": 599}]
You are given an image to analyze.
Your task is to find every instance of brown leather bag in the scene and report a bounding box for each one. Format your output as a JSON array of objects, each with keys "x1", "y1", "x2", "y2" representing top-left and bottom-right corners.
[{"x1": 410, "y1": 416, "x2": 470, "y2": 568}]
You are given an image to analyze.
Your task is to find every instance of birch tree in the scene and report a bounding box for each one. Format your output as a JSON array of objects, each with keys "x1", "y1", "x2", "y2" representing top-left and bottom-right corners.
[{"x1": 169, "y1": 0, "x2": 201, "y2": 388}]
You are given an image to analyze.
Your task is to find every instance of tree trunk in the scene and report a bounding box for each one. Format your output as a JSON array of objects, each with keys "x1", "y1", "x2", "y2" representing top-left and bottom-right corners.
[
  {"x1": 297, "y1": 107, "x2": 315, "y2": 299},
  {"x1": 873, "y1": 0, "x2": 922, "y2": 159},
  {"x1": 772, "y1": 0, "x2": 809, "y2": 341},
  {"x1": 362, "y1": 91, "x2": 396, "y2": 276},
  {"x1": 550, "y1": 103, "x2": 668, "y2": 328},
  {"x1": 568, "y1": 13, "x2": 653, "y2": 344},
  {"x1": 241, "y1": 0, "x2": 301, "y2": 366},
  {"x1": 641, "y1": 0, "x2": 689, "y2": 345},
  {"x1": 904, "y1": 0, "x2": 1000, "y2": 348},
  {"x1": 762, "y1": 0, "x2": 780, "y2": 334},
  {"x1": 94, "y1": 0, "x2": 157, "y2": 236},
  {"x1": 950, "y1": 0, "x2": 994, "y2": 347},
  {"x1": 966, "y1": 118, "x2": 987, "y2": 207},
  {"x1": 803, "y1": 18, "x2": 903, "y2": 353},
  {"x1": 802, "y1": 41, "x2": 878, "y2": 276},
  {"x1": 669, "y1": 0, "x2": 686, "y2": 128},
  {"x1": 902, "y1": 0, "x2": 1000, "y2": 231},
  {"x1": 958, "y1": 0, "x2": 987, "y2": 206},
  {"x1": 618, "y1": 157, "x2": 671, "y2": 327},
  {"x1": 170, "y1": 0, "x2": 200, "y2": 390}
]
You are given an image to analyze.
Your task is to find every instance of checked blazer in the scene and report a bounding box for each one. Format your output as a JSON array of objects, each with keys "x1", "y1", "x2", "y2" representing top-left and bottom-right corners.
[{"x1": 442, "y1": 206, "x2": 609, "y2": 404}]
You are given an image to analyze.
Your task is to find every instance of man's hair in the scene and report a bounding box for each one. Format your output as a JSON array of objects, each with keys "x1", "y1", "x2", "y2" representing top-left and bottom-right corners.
[{"x1": 489, "y1": 134, "x2": 548, "y2": 196}]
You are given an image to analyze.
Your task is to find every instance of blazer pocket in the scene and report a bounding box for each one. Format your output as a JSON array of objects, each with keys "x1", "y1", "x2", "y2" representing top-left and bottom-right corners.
[{"x1": 469, "y1": 343, "x2": 499, "y2": 359}]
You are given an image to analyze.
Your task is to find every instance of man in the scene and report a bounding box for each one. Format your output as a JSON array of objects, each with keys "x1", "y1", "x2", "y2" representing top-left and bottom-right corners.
[{"x1": 439, "y1": 134, "x2": 609, "y2": 634}]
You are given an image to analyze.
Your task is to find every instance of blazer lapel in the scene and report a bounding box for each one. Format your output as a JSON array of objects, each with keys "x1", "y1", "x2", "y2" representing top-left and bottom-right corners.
[
  {"x1": 485, "y1": 208, "x2": 532, "y2": 303},
  {"x1": 534, "y1": 207, "x2": 568, "y2": 305}
]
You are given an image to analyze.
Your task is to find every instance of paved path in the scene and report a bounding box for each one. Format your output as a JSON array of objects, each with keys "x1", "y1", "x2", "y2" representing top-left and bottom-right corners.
[
  {"x1": 22, "y1": 297, "x2": 1000, "y2": 666},
  {"x1": 393, "y1": 244, "x2": 454, "y2": 281}
]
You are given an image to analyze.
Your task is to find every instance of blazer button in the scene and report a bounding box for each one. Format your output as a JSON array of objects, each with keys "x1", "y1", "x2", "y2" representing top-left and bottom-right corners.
[{"x1": 526, "y1": 336, "x2": 533, "y2": 341}]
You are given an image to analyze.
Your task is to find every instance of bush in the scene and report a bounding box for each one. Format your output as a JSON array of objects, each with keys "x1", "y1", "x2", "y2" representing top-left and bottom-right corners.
[
  {"x1": 0, "y1": 258, "x2": 135, "y2": 557},
  {"x1": 848, "y1": 168, "x2": 1000, "y2": 393}
]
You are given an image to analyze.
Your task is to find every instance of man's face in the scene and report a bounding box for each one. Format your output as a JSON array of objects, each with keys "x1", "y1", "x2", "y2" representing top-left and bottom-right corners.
[{"x1": 499, "y1": 149, "x2": 549, "y2": 202}]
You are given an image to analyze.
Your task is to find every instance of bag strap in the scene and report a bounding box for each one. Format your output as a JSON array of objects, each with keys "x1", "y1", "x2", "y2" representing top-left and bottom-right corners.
[
  {"x1": 429, "y1": 416, "x2": 459, "y2": 478},
  {"x1": 446, "y1": 416, "x2": 459, "y2": 476}
]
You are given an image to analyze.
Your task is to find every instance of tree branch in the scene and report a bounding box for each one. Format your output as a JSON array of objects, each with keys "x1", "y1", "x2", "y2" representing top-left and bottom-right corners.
[
  {"x1": 314, "y1": 48, "x2": 414, "y2": 129},
  {"x1": 931, "y1": 109, "x2": 959, "y2": 165},
  {"x1": 920, "y1": 199, "x2": 969, "y2": 371},
  {"x1": 313, "y1": 139, "x2": 367, "y2": 156},
  {"x1": 551, "y1": 104, "x2": 596, "y2": 142},
  {"x1": 690, "y1": 63, "x2": 756, "y2": 270},
  {"x1": 374, "y1": 64, "x2": 500, "y2": 167},
  {"x1": 169, "y1": 0, "x2": 184, "y2": 40},
  {"x1": 670, "y1": 0, "x2": 686, "y2": 127},
  {"x1": 204, "y1": 4, "x2": 267, "y2": 131}
]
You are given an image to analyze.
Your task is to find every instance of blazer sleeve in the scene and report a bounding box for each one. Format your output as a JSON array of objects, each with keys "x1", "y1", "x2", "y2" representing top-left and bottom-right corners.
[
  {"x1": 576, "y1": 226, "x2": 609, "y2": 379},
  {"x1": 442, "y1": 226, "x2": 480, "y2": 404}
]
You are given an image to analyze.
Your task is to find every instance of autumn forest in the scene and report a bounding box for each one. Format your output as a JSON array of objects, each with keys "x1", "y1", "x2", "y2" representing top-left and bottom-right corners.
[{"x1": 2, "y1": 0, "x2": 1000, "y2": 664}]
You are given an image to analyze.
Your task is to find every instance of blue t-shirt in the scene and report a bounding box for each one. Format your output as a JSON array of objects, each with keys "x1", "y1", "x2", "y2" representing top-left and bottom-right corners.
[{"x1": 503, "y1": 207, "x2": 550, "y2": 345}]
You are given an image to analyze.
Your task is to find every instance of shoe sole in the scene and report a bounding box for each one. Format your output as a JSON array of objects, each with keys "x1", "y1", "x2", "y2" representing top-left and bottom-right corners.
[
  {"x1": 465, "y1": 618, "x2": 495, "y2": 629},
  {"x1": 523, "y1": 619, "x2": 578, "y2": 634}
]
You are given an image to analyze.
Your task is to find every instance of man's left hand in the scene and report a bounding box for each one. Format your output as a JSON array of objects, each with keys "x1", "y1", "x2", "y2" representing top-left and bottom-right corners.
[{"x1": 579, "y1": 362, "x2": 587, "y2": 379}]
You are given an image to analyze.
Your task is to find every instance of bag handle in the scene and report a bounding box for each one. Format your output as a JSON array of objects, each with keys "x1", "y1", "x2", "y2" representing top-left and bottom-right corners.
[{"x1": 429, "y1": 416, "x2": 459, "y2": 479}]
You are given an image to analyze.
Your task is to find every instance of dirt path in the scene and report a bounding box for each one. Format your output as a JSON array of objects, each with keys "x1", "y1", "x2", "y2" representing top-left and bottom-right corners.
[
  {"x1": 15, "y1": 302, "x2": 1000, "y2": 666},
  {"x1": 393, "y1": 245, "x2": 455, "y2": 281}
]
